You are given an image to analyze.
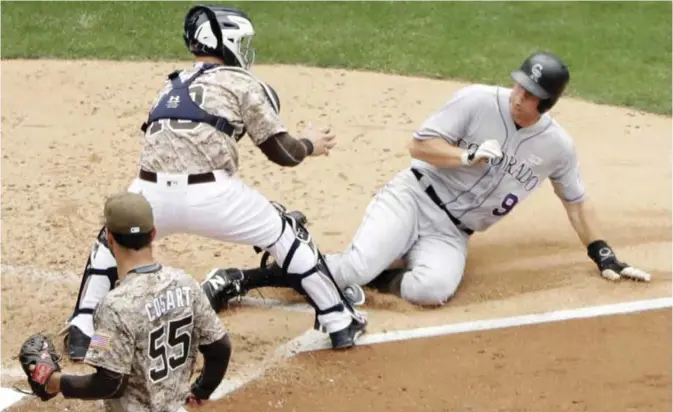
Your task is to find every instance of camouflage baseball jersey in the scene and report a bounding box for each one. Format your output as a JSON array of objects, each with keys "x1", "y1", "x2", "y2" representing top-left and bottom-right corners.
[
  {"x1": 139, "y1": 62, "x2": 286, "y2": 175},
  {"x1": 84, "y1": 263, "x2": 227, "y2": 412}
]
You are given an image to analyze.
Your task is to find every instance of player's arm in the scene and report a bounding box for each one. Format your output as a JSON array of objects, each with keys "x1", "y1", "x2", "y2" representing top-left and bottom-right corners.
[
  {"x1": 552, "y1": 149, "x2": 650, "y2": 282},
  {"x1": 187, "y1": 335, "x2": 232, "y2": 404},
  {"x1": 561, "y1": 199, "x2": 602, "y2": 247},
  {"x1": 408, "y1": 137, "x2": 468, "y2": 168},
  {"x1": 241, "y1": 82, "x2": 334, "y2": 167},
  {"x1": 187, "y1": 287, "x2": 233, "y2": 404},
  {"x1": 41, "y1": 367, "x2": 128, "y2": 400},
  {"x1": 408, "y1": 86, "x2": 501, "y2": 168},
  {"x1": 258, "y1": 132, "x2": 314, "y2": 167},
  {"x1": 42, "y1": 304, "x2": 133, "y2": 400}
]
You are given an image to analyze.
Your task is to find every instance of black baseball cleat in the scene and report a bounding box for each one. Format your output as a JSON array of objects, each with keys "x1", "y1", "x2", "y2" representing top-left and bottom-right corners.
[
  {"x1": 201, "y1": 268, "x2": 246, "y2": 313},
  {"x1": 63, "y1": 325, "x2": 91, "y2": 362},
  {"x1": 329, "y1": 318, "x2": 368, "y2": 350}
]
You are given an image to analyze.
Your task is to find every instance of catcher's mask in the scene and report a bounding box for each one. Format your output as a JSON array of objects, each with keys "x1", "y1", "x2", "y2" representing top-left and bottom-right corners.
[{"x1": 183, "y1": 5, "x2": 256, "y2": 69}]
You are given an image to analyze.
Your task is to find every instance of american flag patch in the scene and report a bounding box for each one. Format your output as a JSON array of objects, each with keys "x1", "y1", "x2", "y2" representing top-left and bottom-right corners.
[{"x1": 90, "y1": 334, "x2": 111, "y2": 350}]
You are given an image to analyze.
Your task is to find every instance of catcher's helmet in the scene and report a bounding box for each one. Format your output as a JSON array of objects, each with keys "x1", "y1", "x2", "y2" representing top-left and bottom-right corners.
[
  {"x1": 183, "y1": 5, "x2": 255, "y2": 69},
  {"x1": 510, "y1": 51, "x2": 569, "y2": 114}
]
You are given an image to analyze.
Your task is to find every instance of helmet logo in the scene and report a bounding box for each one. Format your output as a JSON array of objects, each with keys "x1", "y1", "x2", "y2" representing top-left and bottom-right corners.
[{"x1": 530, "y1": 63, "x2": 543, "y2": 82}]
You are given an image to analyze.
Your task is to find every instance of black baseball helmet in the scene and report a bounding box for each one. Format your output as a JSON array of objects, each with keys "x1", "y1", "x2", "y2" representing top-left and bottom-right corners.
[{"x1": 510, "y1": 51, "x2": 570, "y2": 113}]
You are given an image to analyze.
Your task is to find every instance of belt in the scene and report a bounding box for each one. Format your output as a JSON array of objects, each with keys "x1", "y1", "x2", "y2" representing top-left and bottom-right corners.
[
  {"x1": 138, "y1": 169, "x2": 216, "y2": 185},
  {"x1": 411, "y1": 168, "x2": 474, "y2": 236}
]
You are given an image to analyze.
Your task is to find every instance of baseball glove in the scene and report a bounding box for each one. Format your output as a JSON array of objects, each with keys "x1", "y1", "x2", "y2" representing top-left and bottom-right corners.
[{"x1": 17, "y1": 333, "x2": 62, "y2": 401}]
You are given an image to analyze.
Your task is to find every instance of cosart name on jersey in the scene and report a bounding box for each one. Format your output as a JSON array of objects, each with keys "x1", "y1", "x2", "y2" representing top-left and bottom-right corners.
[{"x1": 145, "y1": 287, "x2": 193, "y2": 322}]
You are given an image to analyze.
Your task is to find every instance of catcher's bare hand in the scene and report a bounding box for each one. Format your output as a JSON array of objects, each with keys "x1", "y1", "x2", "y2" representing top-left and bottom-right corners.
[
  {"x1": 17, "y1": 333, "x2": 62, "y2": 401},
  {"x1": 302, "y1": 122, "x2": 336, "y2": 156}
]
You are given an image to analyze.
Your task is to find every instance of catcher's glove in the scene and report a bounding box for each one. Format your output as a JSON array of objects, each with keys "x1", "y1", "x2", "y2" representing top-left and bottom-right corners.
[{"x1": 17, "y1": 333, "x2": 63, "y2": 401}]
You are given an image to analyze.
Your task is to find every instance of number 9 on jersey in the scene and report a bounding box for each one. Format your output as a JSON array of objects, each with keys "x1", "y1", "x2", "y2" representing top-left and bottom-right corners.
[{"x1": 492, "y1": 193, "x2": 519, "y2": 217}]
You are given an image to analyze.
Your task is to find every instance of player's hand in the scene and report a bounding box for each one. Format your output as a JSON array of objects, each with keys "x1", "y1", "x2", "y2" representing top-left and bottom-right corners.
[
  {"x1": 587, "y1": 240, "x2": 651, "y2": 282},
  {"x1": 460, "y1": 139, "x2": 502, "y2": 166},
  {"x1": 302, "y1": 122, "x2": 336, "y2": 157},
  {"x1": 18, "y1": 333, "x2": 62, "y2": 401},
  {"x1": 185, "y1": 393, "x2": 205, "y2": 407}
]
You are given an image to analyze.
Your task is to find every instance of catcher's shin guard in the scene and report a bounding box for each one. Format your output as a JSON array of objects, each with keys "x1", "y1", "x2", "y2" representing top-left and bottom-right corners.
[
  {"x1": 65, "y1": 227, "x2": 118, "y2": 361},
  {"x1": 260, "y1": 204, "x2": 367, "y2": 341}
]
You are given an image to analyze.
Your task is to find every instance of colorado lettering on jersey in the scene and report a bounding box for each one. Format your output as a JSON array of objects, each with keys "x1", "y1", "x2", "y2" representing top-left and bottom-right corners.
[
  {"x1": 455, "y1": 138, "x2": 540, "y2": 192},
  {"x1": 145, "y1": 287, "x2": 193, "y2": 322},
  {"x1": 490, "y1": 152, "x2": 540, "y2": 191}
]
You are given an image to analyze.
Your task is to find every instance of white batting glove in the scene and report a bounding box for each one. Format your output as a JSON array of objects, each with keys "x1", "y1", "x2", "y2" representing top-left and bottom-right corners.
[
  {"x1": 587, "y1": 240, "x2": 651, "y2": 282},
  {"x1": 460, "y1": 139, "x2": 503, "y2": 166}
]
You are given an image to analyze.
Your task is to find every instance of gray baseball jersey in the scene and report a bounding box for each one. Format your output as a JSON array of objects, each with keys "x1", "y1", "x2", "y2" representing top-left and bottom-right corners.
[
  {"x1": 412, "y1": 84, "x2": 585, "y2": 232},
  {"x1": 84, "y1": 263, "x2": 227, "y2": 412},
  {"x1": 325, "y1": 84, "x2": 586, "y2": 305},
  {"x1": 139, "y1": 63, "x2": 286, "y2": 175}
]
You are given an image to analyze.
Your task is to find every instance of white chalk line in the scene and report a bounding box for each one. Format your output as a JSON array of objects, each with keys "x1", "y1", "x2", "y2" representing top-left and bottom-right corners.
[
  {"x1": 3, "y1": 298, "x2": 670, "y2": 410},
  {"x1": 209, "y1": 328, "x2": 321, "y2": 400},
  {"x1": 9, "y1": 296, "x2": 666, "y2": 405},
  {"x1": 4, "y1": 263, "x2": 671, "y2": 409},
  {"x1": 299, "y1": 296, "x2": 673, "y2": 352},
  {"x1": 0, "y1": 387, "x2": 26, "y2": 411}
]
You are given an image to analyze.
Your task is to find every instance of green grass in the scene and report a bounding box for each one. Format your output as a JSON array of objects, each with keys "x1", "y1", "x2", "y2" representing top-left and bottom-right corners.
[{"x1": 2, "y1": 1, "x2": 671, "y2": 114}]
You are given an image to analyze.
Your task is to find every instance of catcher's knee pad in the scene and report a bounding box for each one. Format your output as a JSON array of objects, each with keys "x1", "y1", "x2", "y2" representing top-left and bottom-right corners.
[
  {"x1": 72, "y1": 227, "x2": 119, "y2": 317},
  {"x1": 262, "y1": 209, "x2": 363, "y2": 332}
]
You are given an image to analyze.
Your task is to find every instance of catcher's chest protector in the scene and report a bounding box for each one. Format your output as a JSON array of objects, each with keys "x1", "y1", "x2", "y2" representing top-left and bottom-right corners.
[{"x1": 141, "y1": 64, "x2": 234, "y2": 136}]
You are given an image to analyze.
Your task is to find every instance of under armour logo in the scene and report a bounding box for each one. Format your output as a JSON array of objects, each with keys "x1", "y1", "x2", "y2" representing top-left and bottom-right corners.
[
  {"x1": 530, "y1": 64, "x2": 543, "y2": 82},
  {"x1": 166, "y1": 96, "x2": 180, "y2": 109}
]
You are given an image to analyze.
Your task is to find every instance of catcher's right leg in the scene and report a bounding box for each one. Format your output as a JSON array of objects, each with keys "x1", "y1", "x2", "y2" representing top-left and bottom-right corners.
[{"x1": 201, "y1": 201, "x2": 368, "y2": 350}]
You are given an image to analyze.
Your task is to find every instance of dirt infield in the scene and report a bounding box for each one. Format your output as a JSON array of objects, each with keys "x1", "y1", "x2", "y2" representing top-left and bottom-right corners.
[
  {"x1": 218, "y1": 309, "x2": 672, "y2": 412},
  {"x1": 1, "y1": 60, "x2": 671, "y2": 411}
]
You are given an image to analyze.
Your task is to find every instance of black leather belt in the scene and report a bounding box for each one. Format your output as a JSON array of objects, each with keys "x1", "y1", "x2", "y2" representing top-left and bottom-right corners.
[
  {"x1": 411, "y1": 168, "x2": 474, "y2": 236},
  {"x1": 138, "y1": 169, "x2": 216, "y2": 185}
]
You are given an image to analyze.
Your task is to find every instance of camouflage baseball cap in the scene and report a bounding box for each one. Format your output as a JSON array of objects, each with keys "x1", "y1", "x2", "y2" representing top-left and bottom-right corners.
[{"x1": 104, "y1": 192, "x2": 154, "y2": 234}]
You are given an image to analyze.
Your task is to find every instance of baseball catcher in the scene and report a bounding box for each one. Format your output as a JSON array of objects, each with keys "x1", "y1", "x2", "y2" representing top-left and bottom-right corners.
[{"x1": 62, "y1": 4, "x2": 367, "y2": 362}]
